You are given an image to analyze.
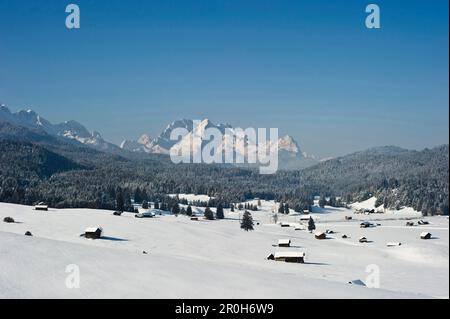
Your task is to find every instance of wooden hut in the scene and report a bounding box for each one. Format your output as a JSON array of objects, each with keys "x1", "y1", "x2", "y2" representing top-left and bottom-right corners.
[
  {"x1": 360, "y1": 221, "x2": 374, "y2": 228},
  {"x1": 34, "y1": 202, "x2": 48, "y2": 211},
  {"x1": 273, "y1": 251, "x2": 305, "y2": 263},
  {"x1": 420, "y1": 232, "x2": 432, "y2": 240},
  {"x1": 418, "y1": 220, "x2": 429, "y2": 225},
  {"x1": 278, "y1": 239, "x2": 291, "y2": 247},
  {"x1": 84, "y1": 227, "x2": 103, "y2": 239},
  {"x1": 280, "y1": 222, "x2": 290, "y2": 227},
  {"x1": 406, "y1": 221, "x2": 415, "y2": 226},
  {"x1": 349, "y1": 279, "x2": 366, "y2": 286},
  {"x1": 315, "y1": 232, "x2": 326, "y2": 240},
  {"x1": 190, "y1": 216, "x2": 199, "y2": 221},
  {"x1": 359, "y1": 236, "x2": 368, "y2": 243},
  {"x1": 386, "y1": 242, "x2": 402, "y2": 247}
]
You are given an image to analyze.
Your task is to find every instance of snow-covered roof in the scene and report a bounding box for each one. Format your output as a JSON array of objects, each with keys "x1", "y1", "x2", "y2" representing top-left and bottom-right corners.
[
  {"x1": 278, "y1": 239, "x2": 291, "y2": 245},
  {"x1": 85, "y1": 227, "x2": 102, "y2": 233},
  {"x1": 386, "y1": 242, "x2": 402, "y2": 247},
  {"x1": 420, "y1": 232, "x2": 431, "y2": 237},
  {"x1": 274, "y1": 251, "x2": 305, "y2": 258},
  {"x1": 349, "y1": 279, "x2": 366, "y2": 286}
]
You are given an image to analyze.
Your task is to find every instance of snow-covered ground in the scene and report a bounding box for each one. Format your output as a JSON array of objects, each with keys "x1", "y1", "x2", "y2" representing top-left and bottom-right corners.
[
  {"x1": 169, "y1": 193, "x2": 214, "y2": 203},
  {"x1": 0, "y1": 199, "x2": 448, "y2": 299}
]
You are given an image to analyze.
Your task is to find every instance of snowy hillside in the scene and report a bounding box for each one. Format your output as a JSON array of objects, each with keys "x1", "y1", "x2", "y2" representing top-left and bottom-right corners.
[{"x1": 0, "y1": 200, "x2": 448, "y2": 299}]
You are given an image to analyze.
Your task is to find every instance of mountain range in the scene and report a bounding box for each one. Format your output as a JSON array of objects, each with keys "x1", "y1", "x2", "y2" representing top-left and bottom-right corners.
[
  {"x1": 0, "y1": 105, "x2": 318, "y2": 169},
  {"x1": 0, "y1": 103, "x2": 447, "y2": 216},
  {"x1": 120, "y1": 118, "x2": 318, "y2": 168},
  {"x1": 0, "y1": 104, "x2": 117, "y2": 151}
]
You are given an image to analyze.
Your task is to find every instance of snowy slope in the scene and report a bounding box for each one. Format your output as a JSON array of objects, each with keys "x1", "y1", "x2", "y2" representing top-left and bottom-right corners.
[{"x1": 0, "y1": 201, "x2": 448, "y2": 299}]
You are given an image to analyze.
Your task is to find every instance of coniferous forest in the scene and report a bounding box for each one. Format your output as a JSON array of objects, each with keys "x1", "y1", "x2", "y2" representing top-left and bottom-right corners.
[{"x1": 0, "y1": 123, "x2": 448, "y2": 216}]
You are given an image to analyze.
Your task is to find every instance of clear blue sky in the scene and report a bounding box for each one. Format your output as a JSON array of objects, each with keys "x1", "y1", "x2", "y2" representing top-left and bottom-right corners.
[{"x1": 0, "y1": 0, "x2": 448, "y2": 157}]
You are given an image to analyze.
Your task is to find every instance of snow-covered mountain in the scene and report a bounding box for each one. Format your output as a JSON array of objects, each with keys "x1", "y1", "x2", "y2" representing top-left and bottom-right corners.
[
  {"x1": 0, "y1": 104, "x2": 318, "y2": 168},
  {"x1": 121, "y1": 118, "x2": 318, "y2": 169},
  {"x1": 0, "y1": 105, "x2": 116, "y2": 151}
]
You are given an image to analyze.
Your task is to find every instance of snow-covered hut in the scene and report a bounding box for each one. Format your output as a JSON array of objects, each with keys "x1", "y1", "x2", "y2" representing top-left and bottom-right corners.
[
  {"x1": 273, "y1": 251, "x2": 305, "y2": 263},
  {"x1": 278, "y1": 239, "x2": 291, "y2": 247},
  {"x1": 34, "y1": 202, "x2": 48, "y2": 211},
  {"x1": 359, "y1": 236, "x2": 368, "y2": 243},
  {"x1": 386, "y1": 242, "x2": 402, "y2": 247},
  {"x1": 85, "y1": 227, "x2": 103, "y2": 239},
  {"x1": 420, "y1": 232, "x2": 432, "y2": 240},
  {"x1": 315, "y1": 232, "x2": 326, "y2": 240}
]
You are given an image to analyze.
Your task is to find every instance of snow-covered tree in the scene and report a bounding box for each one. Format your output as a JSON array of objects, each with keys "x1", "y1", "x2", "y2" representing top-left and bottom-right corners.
[
  {"x1": 204, "y1": 206, "x2": 214, "y2": 220},
  {"x1": 186, "y1": 205, "x2": 193, "y2": 216},
  {"x1": 308, "y1": 217, "x2": 316, "y2": 233},
  {"x1": 216, "y1": 203, "x2": 224, "y2": 219},
  {"x1": 241, "y1": 211, "x2": 254, "y2": 231}
]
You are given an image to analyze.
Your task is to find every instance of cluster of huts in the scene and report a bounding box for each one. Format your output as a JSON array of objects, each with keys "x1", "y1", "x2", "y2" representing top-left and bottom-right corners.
[
  {"x1": 271, "y1": 212, "x2": 436, "y2": 263},
  {"x1": 406, "y1": 220, "x2": 430, "y2": 227},
  {"x1": 267, "y1": 238, "x2": 305, "y2": 263},
  {"x1": 355, "y1": 208, "x2": 384, "y2": 215}
]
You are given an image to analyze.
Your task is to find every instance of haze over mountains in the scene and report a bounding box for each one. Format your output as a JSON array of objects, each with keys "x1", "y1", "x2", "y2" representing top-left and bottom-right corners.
[
  {"x1": 0, "y1": 105, "x2": 318, "y2": 169},
  {"x1": 0, "y1": 104, "x2": 116, "y2": 151}
]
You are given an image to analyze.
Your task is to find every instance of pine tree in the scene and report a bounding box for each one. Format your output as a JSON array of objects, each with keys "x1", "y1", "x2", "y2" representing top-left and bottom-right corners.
[
  {"x1": 284, "y1": 203, "x2": 289, "y2": 214},
  {"x1": 216, "y1": 203, "x2": 224, "y2": 219},
  {"x1": 328, "y1": 196, "x2": 336, "y2": 207},
  {"x1": 319, "y1": 196, "x2": 326, "y2": 208},
  {"x1": 230, "y1": 204, "x2": 235, "y2": 212},
  {"x1": 134, "y1": 187, "x2": 142, "y2": 204},
  {"x1": 172, "y1": 203, "x2": 180, "y2": 215},
  {"x1": 241, "y1": 211, "x2": 254, "y2": 231},
  {"x1": 116, "y1": 190, "x2": 124, "y2": 212},
  {"x1": 142, "y1": 200, "x2": 149, "y2": 209},
  {"x1": 186, "y1": 205, "x2": 193, "y2": 216},
  {"x1": 278, "y1": 203, "x2": 285, "y2": 214},
  {"x1": 204, "y1": 206, "x2": 214, "y2": 220},
  {"x1": 308, "y1": 217, "x2": 316, "y2": 233}
]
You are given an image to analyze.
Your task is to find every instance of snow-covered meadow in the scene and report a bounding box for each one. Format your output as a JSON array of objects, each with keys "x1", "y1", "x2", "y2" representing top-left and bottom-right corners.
[{"x1": 0, "y1": 197, "x2": 448, "y2": 299}]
